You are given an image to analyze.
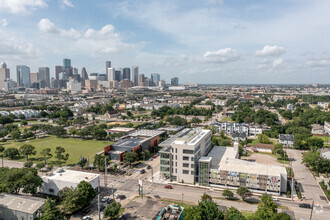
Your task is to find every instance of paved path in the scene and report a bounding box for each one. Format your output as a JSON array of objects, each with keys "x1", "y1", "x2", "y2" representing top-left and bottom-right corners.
[
  {"x1": 0, "y1": 159, "x2": 24, "y2": 168},
  {"x1": 287, "y1": 149, "x2": 328, "y2": 206}
]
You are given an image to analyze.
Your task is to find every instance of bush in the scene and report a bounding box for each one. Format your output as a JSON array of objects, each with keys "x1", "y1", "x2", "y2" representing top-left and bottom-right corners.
[
  {"x1": 36, "y1": 162, "x2": 45, "y2": 169},
  {"x1": 24, "y1": 161, "x2": 33, "y2": 168}
]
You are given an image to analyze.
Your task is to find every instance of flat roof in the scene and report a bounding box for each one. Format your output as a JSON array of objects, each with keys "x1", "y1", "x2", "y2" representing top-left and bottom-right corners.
[
  {"x1": 113, "y1": 138, "x2": 144, "y2": 148},
  {"x1": 129, "y1": 129, "x2": 165, "y2": 137},
  {"x1": 107, "y1": 127, "x2": 135, "y2": 132},
  {"x1": 42, "y1": 169, "x2": 99, "y2": 184},
  {"x1": 173, "y1": 128, "x2": 210, "y2": 145},
  {"x1": 0, "y1": 193, "x2": 45, "y2": 214},
  {"x1": 206, "y1": 146, "x2": 237, "y2": 169}
]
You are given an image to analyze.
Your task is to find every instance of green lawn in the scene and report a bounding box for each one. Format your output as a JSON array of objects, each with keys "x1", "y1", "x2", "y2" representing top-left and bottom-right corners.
[
  {"x1": 220, "y1": 116, "x2": 234, "y2": 122},
  {"x1": 313, "y1": 135, "x2": 330, "y2": 142},
  {"x1": 1, "y1": 136, "x2": 112, "y2": 165},
  {"x1": 248, "y1": 138, "x2": 276, "y2": 145}
]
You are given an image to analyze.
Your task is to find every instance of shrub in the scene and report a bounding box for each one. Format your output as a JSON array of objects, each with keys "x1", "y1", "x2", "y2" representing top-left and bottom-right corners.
[{"x1": 24, "y1": 161, "x2": 33, "y2": 168}]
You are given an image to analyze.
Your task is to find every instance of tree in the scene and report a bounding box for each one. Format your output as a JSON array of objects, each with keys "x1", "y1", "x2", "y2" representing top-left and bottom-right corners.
[
  {"x1": 191, "y1": 117, "x2": 202, "y2": 124},
  {"x1": 50, "y1": 126, "x2": 66, "y2": 137},
  {"x1": 270, "y1": 212, "x2": 291, "y2": 220},
  {"x1": 104, "y1": 201, "x2": 121, "y2": 219},
  {"x1": 222, "y1": 189, "x2": 234, "y2": 199},
  {"x1": 124, "y1": 152, "x2": 138, "y2": 167},
  {"x1": 93, "y1": 154, "x2": 108, "y2": 171},
  {"x1": 36, "y1": 162, "x2": 45, "y2": 169},
  {"x1": 201, "y1": 193, "x2": 213, "y2": 202},
  {"x1": 257, "y1": 134, "x2": 272, "y2": 144},
  {"x1": 19, "y1": 114, "x2": 26, "y2": 120},
  {"x1": 4, "y1": 147, "x2": 19, "y2": 159},
  {"x1": 10, "y1": 130, "x2": 21, "y2": 141},
  {"x1": 225, "y1": 207, "x2": 246, "y2": 220},
  {"x1": 40, "y1": 197, "x2": 64, "y2": 220},
  {"x1": 78, "y1": 157, "x2": 88, "y2": 168},
  {"x1": 21, "y1": 120, "x2": 28, "y2": 126},
  {"x1": 77, "y1": 181, "x2": 96, "y2": 204},
  {"x1": 54, "y1": 146, "x2": 69, "y2": 165},
  {"x1": 79, "y1": 129, "x2": 90, "y2": 139},
  {"x1": 19, "y1": 144, "x2": 36, "y2": 160},
  {"x1": 93, "y1": 128, "x2": 107, "y2": 140},
  {"x1": 253, "y1": 194, "x2": 278, "y2": 220},
  {"x1": 24, "y1": 161, "x2": 33, "y2": 168},
  {"x1": 237, "y1": 187, "x2": 252, "y2": 201},
  {"x1": 68, "y1": 127, "x2": 78, "y2": 137},
  {"x1": 40, "y1": 148, "x2": 52, "y2": 164},
  {"x1": 0, "y1": 116, "x2": 14, "y2": 125}
]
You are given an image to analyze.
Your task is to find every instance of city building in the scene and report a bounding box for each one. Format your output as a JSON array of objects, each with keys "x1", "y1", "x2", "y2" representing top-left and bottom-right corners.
[
  {"x1": 55, "y1": 65, "x2": 63, "y2": 80},
  {"x1": 106, "y1": 61, "x2": 111, "y2": 73},
  {"x1": 132, "y1": 66, "x2": 139, "y2": 86},
  {"x1": 171, "y1": 77, "x2": 179, "y2": 86},
  {"x1": 278, "y1": 134, "x2": 295, "y2": 147},
  {"x1": 311, "y1": 124, "x2": 324, "y2": 135},
  {"x1": 138, "y1": 74, "x2": 145, "y2": 86},
  {"x1": 123, "y1": 67, "x2": 130, "y2": 80},
  {"x1": 67, "y1": 80, "x2": 82, "y2": 94},
  {"x1": 85, "y1": 79, "x2": 98, "y2": 92},
  {"x1": 39, "y1": 168, "x2": 100, "y2": 196},
  {"x1": 115, "y1": 70, "x2": 121, "y2": 81},
  {"x1": 38, "y1": 67, "x2": 50, "y2": 87},
  {"x1": 107, "y1": 67, "x2": 115, "y2": 81},
  {"x1": 16, "y1": 65, "x2": 31, "y2": 88},
  {"x1": 159, "y1": 128, "x2": 212, "y2": 183},
  {"x1": 119, "y1": 79, "x2": 133, "y2": 90},
  {"x1": 30, "y1": 72, "x2": 39, "y2": 83},
  {"x1": 324, "y1": 121, "x2": 330, "y2": 134},
  {"x1": 0, "y1": 62, "x2": 10, "y2": 90},
  {"x1": 211, "y1": 121, "x2": 249, "y2": 135},
  {"x1": 151, "y1": 73, "x2": 160, "y2": 83},
  {"x1": 106, "y1": 127, "x2": 136, "y2": 135},
  {"x1": 81, "y1": 67, "x2": 88, "y2": 80},
  {"x1": 198, "y1": 143, "x2": 287, "y2": 194},
  {"x1": 0, "y1": 193, "x2": 45, "y2": 220},
  {"x1": 104, "y1": 130, "x2": 165, "y2": 161},
  {"x1": 63, "y1": 58, "x2": 72, "y2": 76},
  {"x1": 108, "y1": 80, "x2": 118, "y2": 89}
]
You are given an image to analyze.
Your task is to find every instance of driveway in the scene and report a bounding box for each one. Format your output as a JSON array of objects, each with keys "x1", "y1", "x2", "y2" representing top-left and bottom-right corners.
[{"x1": 286, "y1": 149, "x2": 328, "y2": 206}]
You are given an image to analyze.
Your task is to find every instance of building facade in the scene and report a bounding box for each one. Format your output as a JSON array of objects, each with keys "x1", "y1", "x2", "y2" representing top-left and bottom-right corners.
[
  {"x1": 16, "y1": 65, "x2": 30, "y2": 88},
  {"x1": 132, "y1": 66, "x2": 139, "y2": 86}
]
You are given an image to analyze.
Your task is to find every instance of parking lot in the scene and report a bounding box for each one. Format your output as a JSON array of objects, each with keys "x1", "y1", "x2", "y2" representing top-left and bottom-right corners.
[{"x1": 241, "y1": 152, "x2": 289, "y2": 167}]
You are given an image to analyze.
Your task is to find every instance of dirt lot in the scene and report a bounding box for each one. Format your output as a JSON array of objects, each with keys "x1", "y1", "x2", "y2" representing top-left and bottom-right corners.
[
  {"x1": 123, "y1": 197, "x2": 171, "y2": 220},
  {"x1": 241, "y1": 153, "x2": 289, "y2": 167}
]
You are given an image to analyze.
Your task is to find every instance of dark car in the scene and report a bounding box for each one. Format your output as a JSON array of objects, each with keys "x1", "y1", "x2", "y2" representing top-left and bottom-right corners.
[
  {"x1": 146, "y1": 165, "x2": 151, "y2": 170},
  {"x1": 100, "y1": 205, "x2": 105, "y2": 211},
  {"x1": 101, "y1": 197, "x2": 108, "y2": 203},
  {"x1": 140, "y1": 169, "x2": 145, "y2": 174},
  {"x1": 107, "y1": 198, "x2": 114, "y2": 204},
  {"x1": 299, "y1": 203, "x2": 311, "y2": 209},
  {"x1": 119, "y1": 195, "x2": 126, "y2": 200}
]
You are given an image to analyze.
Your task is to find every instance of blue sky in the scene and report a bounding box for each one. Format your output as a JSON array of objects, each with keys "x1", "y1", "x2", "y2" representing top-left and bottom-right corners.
[{"x1": 0, "y1": 0, "x2": 329, "y2": 84}]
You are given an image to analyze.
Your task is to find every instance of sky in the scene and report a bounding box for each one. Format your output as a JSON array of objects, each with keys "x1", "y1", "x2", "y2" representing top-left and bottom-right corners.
[{"x1": 0, "y1": 0, "x2": 330, "y2": 84}]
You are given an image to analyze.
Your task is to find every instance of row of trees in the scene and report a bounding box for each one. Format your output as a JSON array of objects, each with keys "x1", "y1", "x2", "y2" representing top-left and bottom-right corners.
[
  {"x1": 152, "y1": 105, "x2": 213, "y2": 119},
  {"x1": 302, "y1": 149, "x2": 330, "y2": 174},
  {"x1": 183, "y1": 193, "x2": 290, "y2": 220}
]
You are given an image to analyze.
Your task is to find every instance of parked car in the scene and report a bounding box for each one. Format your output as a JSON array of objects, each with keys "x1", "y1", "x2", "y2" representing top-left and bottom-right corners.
[
  {"x1": 100, "y1": 205, "x2": 105, "y2": 211},
  {"x1": 299, "y1": 203, "x2": 311, "y2": 209},
  {"x1": 140, "y1": 169, "x2": 145, "y2": 174},
  {"x1": 146, "y1": 165, "x2": 151, "y2": 170},
  {"x1": 115, "y1": 194, "x2": 120, "y2": 199},
  {"x1": 164, "y1": 185, "x2": 173, "y2": 189},
  {"x1": 272, "y1": 197, "x2": 278, "y2": 201},
  {"x1": 82, "y1": 209, "x2": 90, "y2": 214},
  {"x1": 101, "y1": 197, "x2": 108, "y2": 203},
  {"x1": 82, "y1": 216, "x2": 91, "y2": 220},
  {"x1": 152, "y1": 155, "x2": 158, "y2": 159},
  {"x1": 107, "y1": 198, "x2": 114, "y2": 204}
]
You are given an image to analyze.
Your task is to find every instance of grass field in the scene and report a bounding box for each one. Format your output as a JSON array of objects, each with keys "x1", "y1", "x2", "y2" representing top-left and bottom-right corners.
[
  {"x1": 220, "y1": 116, "x2": 234, "y2": 122},
  {"x1": 1, "y1": 136, "x2": 112, "y2": 165},
  {"x1": 313, "y1": 135, "x2": 330, "y2": 142},
  {"x1": 249, "y1": 138, "x2": 276, "y2": 145}
]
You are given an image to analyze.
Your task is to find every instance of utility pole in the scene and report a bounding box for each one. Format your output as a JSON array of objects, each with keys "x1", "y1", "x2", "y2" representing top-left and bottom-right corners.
[
  {"x1": 182, "y1": 193, "x2": 184, "y2": 207},
  {"x1": 97, "y1": 194, "x2": 101, "y2": 220},
  {"x1": 310, "y1": 201, "x2": 314, "y2": 220},
  {"x1": 104, "y1": 157, "x2": 107, "y2": 188}
]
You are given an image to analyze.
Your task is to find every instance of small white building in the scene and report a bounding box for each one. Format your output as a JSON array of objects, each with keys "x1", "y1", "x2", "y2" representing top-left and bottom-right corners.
[
  {"x1": 40, "y1": 168, "x2": 99, "y2": 196},
  {"x1": 278, "y1": 134, "x2": 295, "y2": 147}
]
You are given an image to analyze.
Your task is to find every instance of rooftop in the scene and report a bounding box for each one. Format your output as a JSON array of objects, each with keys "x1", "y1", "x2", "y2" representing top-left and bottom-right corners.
[
  {"x1": 42, "y1": 169, "x2": 99, "y2": 184},
  {"x1": 0, "y1": 193, "x2": 45, "y2": 214},
  {"x1": 128, "y1": 129, "x2": 165, "y2": 138},
  {"x1": 113, "y1": 138, "x2": 145, "y2": 148},
  {"x1": 107, "y1": 127, "x2": 136, "y2": 132},
  {"x1": 206, "y1": 146, "x2": 238, "y2": 169},
  {"x1": 279, "y1": 134, "x2": 295, "y2": 141},
  {"x1": 173, "y1": 128, "x2": 210, "y2": 145}
]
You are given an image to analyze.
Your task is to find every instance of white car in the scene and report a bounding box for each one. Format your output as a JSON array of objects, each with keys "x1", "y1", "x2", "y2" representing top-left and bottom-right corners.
[
  {"x1": 82, "y1": 216, "x2": 91, "y2": 220},
  {"x1": 115, "y1": 194, "x2": 120, "y2": 199}
]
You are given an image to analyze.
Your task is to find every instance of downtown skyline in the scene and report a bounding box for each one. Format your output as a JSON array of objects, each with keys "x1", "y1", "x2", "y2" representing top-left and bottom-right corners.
[{"x1": 0, "y1": 0, "x2": 330, "y2": 84}]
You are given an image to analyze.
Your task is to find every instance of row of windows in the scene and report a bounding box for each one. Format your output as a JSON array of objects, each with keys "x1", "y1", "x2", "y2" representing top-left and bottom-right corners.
[{"x1": 183, "y1": 170, "x2": 195, "y2": 175}]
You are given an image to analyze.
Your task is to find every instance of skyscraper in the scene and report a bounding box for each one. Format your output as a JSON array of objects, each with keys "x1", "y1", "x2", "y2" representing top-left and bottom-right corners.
[
  {"x1": 115, "y1": 70, "x2": 121, "y2": 81},
  {"x1": 171, "y1": 77, "x2": 179, "y2": 86},
  {"x1": 107, "y1": 67, "x2": 115, "y2": 81},
  {"x1": 30, "y1": 72, "x2": 39, "y2": 84},
  {"x1": 0, "y1": 62, "x2": 10, "y2": 90},
  {"x1": 55, "y1": 66, "x2": 63, "y2": 80},
  {"x1": 16, "y1": 65, "x2": 31, "y2": 88},
  {"x1": 81, "y1": 67, "x2": 88, "y2": 80},
  {"x1": 63, "y1": 58, "x2": 72, "y2": 76},
  {"x1": 151, "y1": 73, "x2": 160, "y2": 83},
  {"x1": 123, "y1": 68, "x2": 130, "y2": 80},
  {"x1": 38, "y1": 67, "x2": 50, "y2": 87},
  {"x1": 106, "y1": 61, "x2": 111, "y2": 73},
  {"x1": 138, "y1": 74, "x2": 145, "y2": 86},
  {"x1": 132, "y1": 66, "x2": 139, "y2": 86}
]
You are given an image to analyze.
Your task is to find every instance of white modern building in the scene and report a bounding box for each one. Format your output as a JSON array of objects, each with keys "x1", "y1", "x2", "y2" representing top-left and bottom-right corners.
[
  {"x1": 39, "y1": 168, "x2": 99, "y2": 196},
  {"x1": 159, "y1": 128, "x2": 212, "y2": 184},
  {"x1": 324, "y1": 121, "x2": 330, "y2": 134},
  {"x1": 278, "y1": 134, "x2": 295, "y2": 147},
  {"x1": 198, "y1": 143, "x2": 287, "y2": 194},
  {"x1": 211, "y1": 121, "x2": 249, "y2": 135},
  {"x1": 67, "y1": 80, "x2": 81, "y2": 94}
]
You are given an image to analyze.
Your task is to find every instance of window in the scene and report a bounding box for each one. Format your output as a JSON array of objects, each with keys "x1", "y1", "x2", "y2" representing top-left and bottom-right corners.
[
  {"x1": 175, "y1": 169, "x2": 177, "y2": 173},
  {"x1": 176, "y1": 148, "x2": 177, "y2": 153},
  {"x1": 191, "y1": 157, "x2": 194, "y2": 161},
  {"x1": 183, "y1": 170, "x2": 189, "y2": 174},
  {"x1": 175, "y1": 162, "x2": 177, "y2": 167},
  {"x1": 194, "y1": 144, "x2": 201, "y2": 153},
  {"x1": 175, "y1": 155, "x2": 177, "y2": 160},
  {"x1": 191, "y1": 164, "x2": 194, "y2": 168},
  {"x1": 191, "y1": 171, "x2": 195, "y2": 175},
  {"x1": 183, "y1": 163, "x2": 189, "y2": 168},
  {"x1": 183, "y1": 149, "x2": 194, "y2": 154},
  {"x1": 183, "y1": 156, "x2": 189, "y2": 161}
]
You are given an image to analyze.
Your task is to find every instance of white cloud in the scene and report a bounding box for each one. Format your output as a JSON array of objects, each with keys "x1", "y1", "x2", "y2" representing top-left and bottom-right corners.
[
  {"x1": 62, "y1": 0, "x2": 74, "y2": 8},
  {"x1": 255, "y1": 45, "x2": 285, "y2": 57},
  {"x1": 1, "y1": 19, "x2": 8, "y2": 28},
  {"x1": 201, "y1": 48, "x2": 240, "y2": 63},
  {"x1": 0, "y1": 0, "x2": 47, "y2": 14},
  {"x1": 84, "y1": 25, "x2": 119, "y2": 39},
  {"x1": 307, "y1": 59, "x2": 330, "y2": 68},
  {"x1": 207, "y1": 0, "x2": 224, "y2": 5},
  {"x1": 272, "y1": 58, "x2": 283, "y2": 68},
  {"x1": 38, "y1": 18, "x2": 80, "y2": 38}
]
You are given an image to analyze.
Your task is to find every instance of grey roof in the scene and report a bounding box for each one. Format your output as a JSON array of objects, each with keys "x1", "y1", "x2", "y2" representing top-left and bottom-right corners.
[
  {"x1": 232, "y1": 132, "x2": 247, "y2": 138},
  {"x1": 279, "y1": 134, "x2": 295, "y2": 142},
  {"x1": 0, "y1": 193, "x2": 45, "y2": 214},
  {"x1": 113, "y1": 138, "x2": 144, "y2": 149}
]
